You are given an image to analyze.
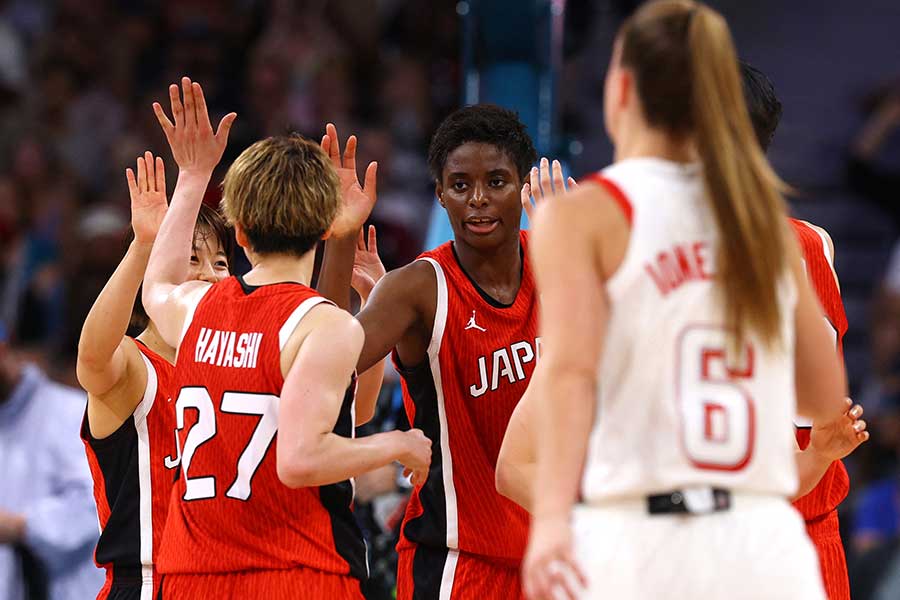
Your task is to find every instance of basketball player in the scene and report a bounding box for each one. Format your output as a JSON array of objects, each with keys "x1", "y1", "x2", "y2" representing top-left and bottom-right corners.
[
  {"x1": 522, "y1": 2, "x2": 849, "y2": 599},
  {"x1": 77, "y1": 151, "x2": 232, "y2": 600},
  {"x1": 321, "y1": 106, "x2": 546, "y2": 599},
  {"x1": 141, "y1": 78, "x2": 431, "y2": 598},
  {"x1": 742, "y1": 60, "x2": 867, "y2": 600},
  {"x1": 496, "y1": 68, "x2": 870, "y2": 522}
]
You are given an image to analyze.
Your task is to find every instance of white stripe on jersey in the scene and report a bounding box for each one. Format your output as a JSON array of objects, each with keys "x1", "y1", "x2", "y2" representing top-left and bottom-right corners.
[{"x1": 420, "y1": 257, "x2": 459, "y2": 550}]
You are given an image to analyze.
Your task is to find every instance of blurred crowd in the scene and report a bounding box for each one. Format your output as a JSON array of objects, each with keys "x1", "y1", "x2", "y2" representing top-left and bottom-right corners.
[
  {"x1": 0, "y1": 0, "x2": 459, "y2": 382},
  {"x1": 2, "y1": 0, "x2": 900, "y2": 598}
]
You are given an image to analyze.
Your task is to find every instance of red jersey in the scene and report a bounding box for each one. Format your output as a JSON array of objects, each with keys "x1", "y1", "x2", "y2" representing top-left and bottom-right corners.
[
  {"x1": 395, "y1": 231, "x2": 536, "y2": 562},
  {"x1": 81, "y1": 338, "x2": 179, "y2": 599},
  {"x1": 156, "y1": 276, "x2": 366, "y2": 582},
  {"x1": 789, "y1": 218, "x2": 850, "y2": 520}
]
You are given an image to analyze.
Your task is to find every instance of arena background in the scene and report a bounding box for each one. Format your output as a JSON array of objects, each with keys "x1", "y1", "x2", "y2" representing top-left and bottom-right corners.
[{"x1": 1, "y1": 0, "x2": 899, "y2": 597}]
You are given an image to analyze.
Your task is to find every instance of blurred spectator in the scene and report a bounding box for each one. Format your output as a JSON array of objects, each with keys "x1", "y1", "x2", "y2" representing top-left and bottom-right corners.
[{"x1": 0, "y1": 323, "x2": 103, "y2": 599}]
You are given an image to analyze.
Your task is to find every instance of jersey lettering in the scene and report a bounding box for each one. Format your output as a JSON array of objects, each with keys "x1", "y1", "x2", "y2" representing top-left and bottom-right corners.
[
  {"x1": 194, "y1": 327, "x2": 263, "y2": 369},
  {"x1": 645, "y1": 241, "x2": 713, "y2": 296},
  {"x1": 469, "y1": 337, "x2": 541, "y2": 398}
]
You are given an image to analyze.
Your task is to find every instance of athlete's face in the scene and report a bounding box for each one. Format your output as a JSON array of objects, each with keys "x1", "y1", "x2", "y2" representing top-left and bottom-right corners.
[
  {"x1": 436, "y1": 142, "x2": 523, "y2": 251},
  {"x1": 187, "y1": 226, "x2": 230, "y2": 284}
]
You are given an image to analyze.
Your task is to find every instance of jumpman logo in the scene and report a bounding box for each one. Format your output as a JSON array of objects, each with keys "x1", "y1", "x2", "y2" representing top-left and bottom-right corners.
[{"x1": 465, "y1": 310, "x2": 487, "y2": 332}]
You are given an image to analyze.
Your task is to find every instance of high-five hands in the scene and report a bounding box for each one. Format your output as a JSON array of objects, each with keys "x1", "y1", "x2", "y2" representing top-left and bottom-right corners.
[
  {"x1": 521, "y1": 157, "x2": 578, "y2": 221},
  {"x1": 153, "y1": 77, "x2": 237, "y2": 175}
]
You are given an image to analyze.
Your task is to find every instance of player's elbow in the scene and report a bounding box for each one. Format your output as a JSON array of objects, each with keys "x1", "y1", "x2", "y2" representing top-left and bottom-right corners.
[
  {"x1": 276, "y1": 455, "x2": 319, "y2": 489},
  {"x1": 494, "y1": 457, "x2": 514, "y2": 499}
]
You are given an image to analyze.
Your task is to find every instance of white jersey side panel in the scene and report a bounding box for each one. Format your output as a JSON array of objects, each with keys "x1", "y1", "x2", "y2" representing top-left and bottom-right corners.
[{"x1": 581, "y1": 158, "x2": 798, "y2": 503}]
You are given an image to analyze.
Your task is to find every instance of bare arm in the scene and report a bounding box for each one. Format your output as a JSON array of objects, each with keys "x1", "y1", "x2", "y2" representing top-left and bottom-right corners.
[
  {"x1": 143, "y1": 77, "x2": 235, "y2": 347},
  {"x1": 496, "y1": 366, "x2": 539, "y2": 511},
  {"x1": 523, "y1": 187, "x2": 624, "y2": 599},
  {"x1": 354, "y1": 260, "x2": 433, "y2": 372},
  {"x1": 791, "y1": 234, "x2": 847, "y2": 423},
  {"x1": 316, "y1": 123, "x2": 377, "y2": 311},
  {"x1": 276, "y1": 305, "x2": 431, "y2": 487},
  {"x1": 77, "y1": 153, "x2": 166, "y2": 398}
]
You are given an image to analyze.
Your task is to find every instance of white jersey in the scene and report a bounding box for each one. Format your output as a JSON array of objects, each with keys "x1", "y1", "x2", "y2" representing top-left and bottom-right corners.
[{"x1": 580, "y1": 157, "x2": 798, "y2": 504}]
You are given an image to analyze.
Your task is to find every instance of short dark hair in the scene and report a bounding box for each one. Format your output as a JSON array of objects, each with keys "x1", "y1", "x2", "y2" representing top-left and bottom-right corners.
[
  {"x1": 427, "y1": 104, "x2": 537, "y2": 183},
  {"x1": 740, "y1": 61, "x2": 782, "y2": 151},
  {"x1": 129, "y1": 203, "x2": 233, "y2": 332}
]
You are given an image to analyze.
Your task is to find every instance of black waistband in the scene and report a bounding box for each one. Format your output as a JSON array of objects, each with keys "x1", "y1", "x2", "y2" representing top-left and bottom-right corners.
[{"x1": 647, "y1": 488, "x2": 731, "y2": 515}]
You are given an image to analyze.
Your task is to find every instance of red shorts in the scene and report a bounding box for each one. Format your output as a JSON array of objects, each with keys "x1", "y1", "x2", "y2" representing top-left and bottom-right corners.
[
  {"x1": 805, "y1": 510, "x2": 850, "y2": 600},
  {"x1": 397, "y1": 545, "x2": 523, "y2": 600},
  {"x1": 160, "y1": 567, "x2": 364, "y2": 599}
]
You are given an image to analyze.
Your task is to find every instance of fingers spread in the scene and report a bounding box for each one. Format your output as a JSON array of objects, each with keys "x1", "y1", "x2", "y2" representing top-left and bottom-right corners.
[
  {"x1": 215, "y1": 112, "x2": 237, "y2": 147},
  {"x1": 144, "y1": 151, "x2": 155, "y2": 189},
  {"x1": 181, "y1": 77, "x2": 195, "y2": 130},
  {"x1": 368, "y1": 224, "x2": 378, "y2": 253},
  {"x1": 155, "y1": 156, "x2": 166, "y2": 193},
  {"x1": 125, "y1": 168, "x2": 138, "y2": 197},
  {"x1": 169, "y1": 83, "x2": 183, "y2": 128},
  {"x1": 153, "y1": 102, "x2": 174, "y2": 137},
  {"x1": 193, "y1": 82, "x2": 212, "y2": 131},
  {"x1": 343, "y1": 135, "x2": 357, "y2": 171},
  {"x1": 363, "y1": 161, "x2": 378, "y2": 201},
  {"x1": 137, "y1": 155, "x2": 147, "y2": 192}
]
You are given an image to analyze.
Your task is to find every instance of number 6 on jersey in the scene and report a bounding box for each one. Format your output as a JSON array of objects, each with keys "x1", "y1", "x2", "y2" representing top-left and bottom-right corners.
[{"x1": 676, "y1": 326, "x2": 756, "y2": 471}]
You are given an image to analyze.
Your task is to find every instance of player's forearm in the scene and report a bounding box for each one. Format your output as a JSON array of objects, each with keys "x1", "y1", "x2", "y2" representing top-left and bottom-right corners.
[
  {"x1": 355, "y1": 359, "x2": 385, "y2": 425},
  {"x1": 317, "y1": 234, "x2": 357, "y2": 310},
  {"x1": 144, "y1": 170, "x2": 210, "y2": 311},
  {"x1": 277, "y1": 430, "x2": 405, "y2": 488},
  {"x1": 531, "y1": 368, "x2": 594, "y2": 518},
  {"x1": 79, "y1": 241, "x2": 151, "y2": 364},
  {"x1": 793, "y1": 447, "x2": 833, "y2": 500}
]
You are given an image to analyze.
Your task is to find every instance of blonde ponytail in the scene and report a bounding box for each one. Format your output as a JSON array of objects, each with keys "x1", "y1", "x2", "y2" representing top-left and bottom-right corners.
[{"x1": 687, "y1": 5, "x2": 790, "y2": 350}]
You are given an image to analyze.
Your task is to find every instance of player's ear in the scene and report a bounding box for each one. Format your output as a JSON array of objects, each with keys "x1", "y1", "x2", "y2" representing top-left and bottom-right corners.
[
  {"x1": 321, "y1": 225, "x2": 334, "y2": 241},
  {"x1": 233, "y1": 223, "x2": 250, "y2": 249},
  {"x1": 435, "y1": 182, "x2": 445, "y2": 208}
]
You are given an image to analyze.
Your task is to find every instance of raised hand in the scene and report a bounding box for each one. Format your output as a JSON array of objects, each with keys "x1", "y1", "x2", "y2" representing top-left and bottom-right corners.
[
  {"x1": 153, "y1": 77, "x2": 237, "y2": 175},
  {"x1": 322, "y1": 123, "x2": 377, "y2": 239},
  {"x1": 126, "y1": 151, "x2": 167, "y2": 244},
  {"x1": 809, "y1": 398, "x2": 869, "y2": 462},
  {"x1": 351, "y1": 225, "x2": 385, "y2": 301},
  {"x1": 521, "y1": 157, "x2": 578, "y2": 221}
]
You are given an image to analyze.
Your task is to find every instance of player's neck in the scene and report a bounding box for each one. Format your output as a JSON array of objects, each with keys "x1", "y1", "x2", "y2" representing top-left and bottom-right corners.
[
  {"x1": 243, "y1": 251, "x2": 315, "y2": 287},
  {"x1": 454, "y1": 232, "x2": 523, "y2": 293},
  {"x1": 614, "y1": 128, "x2": 696, "y2": 165},
  {"x1": 137, "y1": 323, "x2": 175, "y2": 363}
]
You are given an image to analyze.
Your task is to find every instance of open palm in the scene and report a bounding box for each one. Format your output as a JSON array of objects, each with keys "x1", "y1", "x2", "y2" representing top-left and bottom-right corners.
[
  {"x1": 126, "y1": 151, "x2": 167, "y2": 244},
  {"x1": 321, "y1": 123, "x2": 377, "y2": 238},
  {"x1": 351, "y1": 225, "x2": 385, "y2": 300}
]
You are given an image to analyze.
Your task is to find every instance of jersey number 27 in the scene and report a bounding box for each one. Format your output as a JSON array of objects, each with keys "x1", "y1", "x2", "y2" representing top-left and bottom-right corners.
[{"x1": 172, "y1": 387, "x2": 278, "y2": 501}]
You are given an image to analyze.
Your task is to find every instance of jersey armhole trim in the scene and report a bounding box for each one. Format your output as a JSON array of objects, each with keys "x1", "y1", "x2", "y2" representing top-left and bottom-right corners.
[
  {"x1": 583, "y1": 173, "x2": 633, "y2": 225},
  {"x1": 418, "y1": 257, "x2": 448, "y2": 361},
  {"x1": 131, "y1": 351, "x2": 158, "y2": 424},
  {"x1": 278, "y1": 296, "x2": 332, "y2": 351}
]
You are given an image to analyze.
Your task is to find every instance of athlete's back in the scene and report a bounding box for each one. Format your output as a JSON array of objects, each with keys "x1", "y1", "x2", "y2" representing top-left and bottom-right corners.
[
  {"x1": 580, "y1": 160, "x2": 798, "y2": 502},
  {"x1": 156, "y1": 276, "x2": 365, "y2": 580}
]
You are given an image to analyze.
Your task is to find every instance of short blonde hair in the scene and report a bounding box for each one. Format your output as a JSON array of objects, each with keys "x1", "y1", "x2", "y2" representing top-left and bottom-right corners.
[{"x1": 221, "y1": 135, "x2": 339, "y2": 257}]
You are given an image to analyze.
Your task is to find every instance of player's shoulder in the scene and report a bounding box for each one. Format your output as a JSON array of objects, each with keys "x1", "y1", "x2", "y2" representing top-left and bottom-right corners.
[
  {"x1": 371, "y1": 259, "x2": 437, "y2": 304},
  {"x1": 791, "y1": 218, "x2": 835, "y2": 262}
]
